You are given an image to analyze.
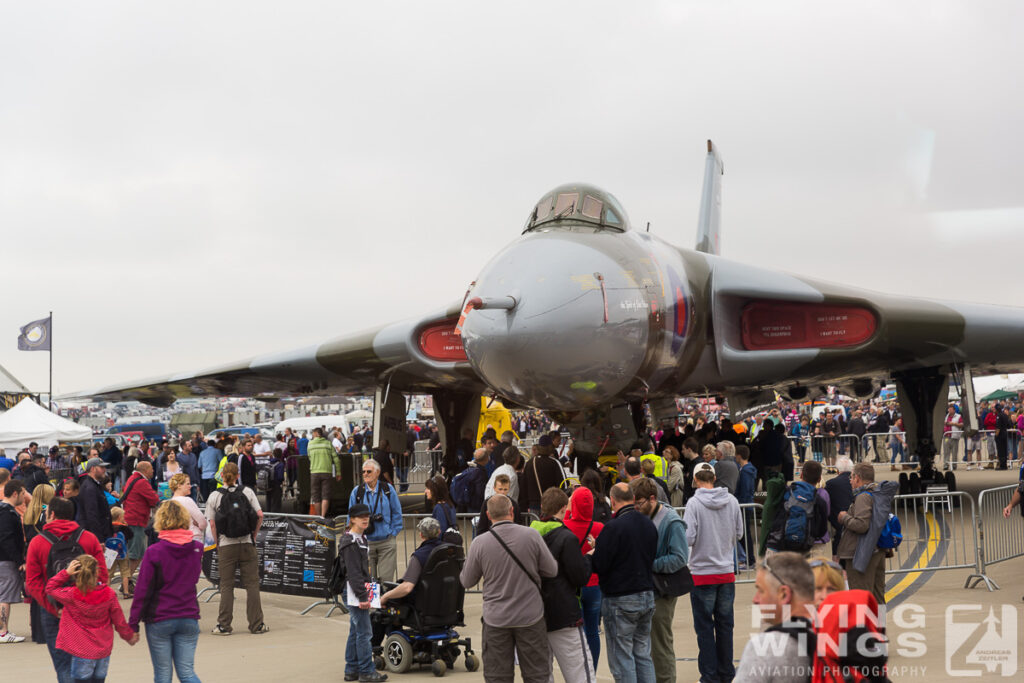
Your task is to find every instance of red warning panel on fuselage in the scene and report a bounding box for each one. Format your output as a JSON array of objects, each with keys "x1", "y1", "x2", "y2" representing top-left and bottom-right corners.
[
  {"x1": 419, "y1": 320, "x2": 468, "y2": 361},
  {"x1": 741, "y1": 302, "x2": 876, "y2": 350}
]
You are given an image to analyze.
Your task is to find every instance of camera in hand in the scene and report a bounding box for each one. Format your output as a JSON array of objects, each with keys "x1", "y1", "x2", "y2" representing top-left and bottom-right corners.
[{"x1": 367, "y1": 513, "x2": 384, "y2": 535}]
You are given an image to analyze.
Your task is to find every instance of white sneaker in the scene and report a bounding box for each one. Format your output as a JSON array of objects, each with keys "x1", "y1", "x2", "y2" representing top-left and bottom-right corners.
[{"x1": 0, "y1": 632, "x2": 25, "y2": 643}]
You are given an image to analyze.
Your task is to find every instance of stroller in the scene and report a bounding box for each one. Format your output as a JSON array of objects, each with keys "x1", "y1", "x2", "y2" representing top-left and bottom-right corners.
[{"x1": 371, "y1": 542, "x2": 478, "y2": 677}]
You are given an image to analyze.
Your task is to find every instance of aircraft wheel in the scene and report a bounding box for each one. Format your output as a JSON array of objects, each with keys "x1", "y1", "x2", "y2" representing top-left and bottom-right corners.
[
  {"x1": 431, "y1": 659, "x2": 447, "y2": 677},
  {"x1": 944, "y1": 470, "x2": 957, "y2": 491},
  {"x1": 908, "y1": 472, "x2": 922, "y2": 495},
  {"x1": 465, "y1": 654, "x2": 480, "y2": 672},
  {"x1": 383, "y1": 633, "x2": 413, "y2": 673},
  {"x1": 898, "y1": 472, "x2": 909, "y2": 495}
]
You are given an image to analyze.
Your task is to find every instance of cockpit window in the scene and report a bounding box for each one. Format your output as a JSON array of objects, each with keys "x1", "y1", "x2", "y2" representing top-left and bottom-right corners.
[
  {"x1": 581, "y1": 195, "x2": 603, "y2": 219},
  {"x1": 604, "y1": 208, "x2": 621, "y2": 226},
  {"x1": 533, "y1": 196, "x2": 552, "y2": 223},
  {"x1": 554, "y1": 193, "x2": 578, "y2": 217}
]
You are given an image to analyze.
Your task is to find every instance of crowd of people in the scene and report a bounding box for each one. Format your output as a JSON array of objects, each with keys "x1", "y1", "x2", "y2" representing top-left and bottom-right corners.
[
  {"x1": 1, "y1": 393, "x2": 1022, "y2": 682},
  {"x1": 0, "y1": 430, "x2": 275, "y2": 682}
]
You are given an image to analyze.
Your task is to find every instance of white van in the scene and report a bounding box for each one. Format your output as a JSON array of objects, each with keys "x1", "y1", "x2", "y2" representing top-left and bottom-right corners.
[{"x1": 273, "y1": 415, "x2": 351, "y2": 438}]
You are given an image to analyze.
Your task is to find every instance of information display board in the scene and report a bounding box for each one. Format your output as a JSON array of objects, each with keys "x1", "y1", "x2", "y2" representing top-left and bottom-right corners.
[{"x1": 202, "y1": 515, "x2": 340, "y2": 597}]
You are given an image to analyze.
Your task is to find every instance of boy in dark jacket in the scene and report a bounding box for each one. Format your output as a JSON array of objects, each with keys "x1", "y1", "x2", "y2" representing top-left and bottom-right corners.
[
  {"x1": 529, "y1": 488, "x2": 596, "y2": 682},
  {"x1": 339, "y1": 504, "x2": 387, "y2": 682}
]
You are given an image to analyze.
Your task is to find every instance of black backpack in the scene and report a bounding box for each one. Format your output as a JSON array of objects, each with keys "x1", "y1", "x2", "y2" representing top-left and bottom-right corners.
[
  {"x1": 326, "y1": 553, "x2": 348, "y2": 599},
  {"x1": 215, "y1": 485, "x2": 259, "y2": 539},
  {"x1": 40, "y1": 528, "x2": 86, "y2": 605}
]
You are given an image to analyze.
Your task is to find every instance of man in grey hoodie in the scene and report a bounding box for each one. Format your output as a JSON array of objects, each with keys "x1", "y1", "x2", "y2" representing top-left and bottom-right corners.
[{"x1": 683, "y1": 462, "x2": 744, "y2": 683}]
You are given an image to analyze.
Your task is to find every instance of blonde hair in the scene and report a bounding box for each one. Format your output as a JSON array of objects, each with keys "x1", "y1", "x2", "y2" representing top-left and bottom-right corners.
[
  {"x1": 110, "y1": 506, "x2": 125, "y2": 523},
  {"x1": 154, "y1": 500, "x2": 191, "y2": 531},
  {"x1": 220, "y1": 462, "x2": 239, "y2": 486},
  {"x1": 701, "y1": 444, "x2": 718, "y2": 460},
  {"x1": 24, "y1": 483, "x2": 55, "y2": 528},
  {"x1": 813, "y1": 563, "x2": 844, "y2": 594},
  {"x1": 74, "y1": 554, "x2": 99, "y2": 593},
  {"x1": 168, "y1": 473, "x2": 190, "y2": 492}
]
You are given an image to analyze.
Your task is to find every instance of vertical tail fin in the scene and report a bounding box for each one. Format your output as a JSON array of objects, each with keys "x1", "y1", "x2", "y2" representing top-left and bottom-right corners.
[{"x1": 696, "y1": 139, "x2": 724, "y2": 255}]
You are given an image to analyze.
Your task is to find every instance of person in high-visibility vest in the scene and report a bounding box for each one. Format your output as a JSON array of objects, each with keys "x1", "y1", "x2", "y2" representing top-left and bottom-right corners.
[{"x1": 639, "y1": 448, "x2": 667, "y2": 479}]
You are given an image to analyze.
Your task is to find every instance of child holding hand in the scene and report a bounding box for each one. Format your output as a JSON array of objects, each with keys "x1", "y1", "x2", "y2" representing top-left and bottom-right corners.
[{"x1": 45, "y1": 555, "x2": 138, "y2": 683}]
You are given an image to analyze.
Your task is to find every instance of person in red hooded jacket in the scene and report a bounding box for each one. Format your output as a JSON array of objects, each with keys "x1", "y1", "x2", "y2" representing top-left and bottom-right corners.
[
  {"x1": 562, "y1": 485, "x2": 605, "y2": 667},
  {"x1": 46, "y1": 554, "x2": 138, "y2": 682},
  {"x1": 25, "y1": 497, "x2": 108, "y2": 683},
  {"x1": 813, "y1": 589, "x2": 888, "y2": 683}
]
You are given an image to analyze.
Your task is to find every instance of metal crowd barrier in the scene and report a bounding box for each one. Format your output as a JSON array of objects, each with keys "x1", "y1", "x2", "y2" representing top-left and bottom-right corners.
[
  {"x1": 880, "y1": 491, "x2": 988, "y2": 590},
  {"x1": 393, "y1": 511, "x2": 539, "y2": 593},
  {"x1": 966, "y1": 484, "x2": 1024, "y2": 591},
  {"x1": 940, "y1": 429, "x2": 1021, "y2": 470}
]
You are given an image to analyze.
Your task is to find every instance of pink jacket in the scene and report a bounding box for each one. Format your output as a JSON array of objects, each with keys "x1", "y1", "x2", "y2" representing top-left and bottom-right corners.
[{"x1": 45, "y1": 570, "x2": 134, "y2": 659}]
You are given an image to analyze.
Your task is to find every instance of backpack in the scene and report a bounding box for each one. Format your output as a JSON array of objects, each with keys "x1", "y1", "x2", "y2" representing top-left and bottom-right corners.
[
  {"x1": 435, "y1": 503, "x2": 463, "y2": 545},
  {"x1": 780, "y1": 480, "x2": 819, "y2": 552},
  {"x1": 877, "y1": 513, "x2": 902, "y2": 550},
  {"x1": 864, "y1": 491, "x2": 902, "y2": 550},
  {"x1": 326, "y1": 552, "x2": 347, "y2": 599},
  {"x1": 40, "y1": 528, "x2": 86, "y2": 605},
  {"x1": 256, "y1": 467, "x2": 270, "y2": 493},
  {"x1": 214, "y1": 486, "x2": 260, "y2": 539},
  {"x1": 450, "y1": 467, "x2": 482, "y2": 508}
]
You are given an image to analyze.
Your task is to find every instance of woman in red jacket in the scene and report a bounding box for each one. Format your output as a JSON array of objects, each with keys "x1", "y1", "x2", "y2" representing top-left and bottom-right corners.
[
  {"x1": 562, "y1": 485, "x2": 605, "y2": 667},
  {"x1": 46, "y1": 554, "x2": 138, "y2": 683}
]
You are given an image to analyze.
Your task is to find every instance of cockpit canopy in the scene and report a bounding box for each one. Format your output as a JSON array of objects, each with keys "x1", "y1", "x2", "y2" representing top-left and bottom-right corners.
[{"x1": 523, "y1": 183, "x2": 631, "y2": 233}]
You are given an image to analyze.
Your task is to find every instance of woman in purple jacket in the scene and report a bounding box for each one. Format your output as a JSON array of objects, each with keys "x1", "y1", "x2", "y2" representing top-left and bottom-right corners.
[{"x1": 129, "y1": 501, "x2": 204, "y2": 683}]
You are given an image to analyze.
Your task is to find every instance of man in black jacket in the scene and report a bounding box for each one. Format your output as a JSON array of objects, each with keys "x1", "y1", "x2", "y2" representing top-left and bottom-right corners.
[
  {"x1": 825, "y1": 457, "x2": 855, "y2": 556},
  {"x1": 0, "y1": 479, "x2": 30, "y2": 642},
  {"x1": 75, "y1": 458, "x2": 113, "y2": 543},
  {"x1": 13, "y1": 452, "x2": 49, "y2": 492},
  {"x1": 531, "y1": 488, "x2": 595, "y2": 682},
  {"x1": 592, "y1": 482, "x2": 658, "y2": 683},
  {"x1": 522, "y1": 436, "x2": 565, "y2": 516}
]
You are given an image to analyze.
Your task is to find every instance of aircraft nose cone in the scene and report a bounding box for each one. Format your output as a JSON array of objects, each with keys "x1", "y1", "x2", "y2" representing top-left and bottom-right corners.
[{"x1": 460, "y1": 236, "x2": 649, "y2": 411}]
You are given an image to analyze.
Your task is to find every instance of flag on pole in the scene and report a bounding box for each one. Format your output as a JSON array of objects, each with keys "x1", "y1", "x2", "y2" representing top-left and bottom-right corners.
[{"x1": 18, "y1": 316, "x2": 52, "y2": 351}]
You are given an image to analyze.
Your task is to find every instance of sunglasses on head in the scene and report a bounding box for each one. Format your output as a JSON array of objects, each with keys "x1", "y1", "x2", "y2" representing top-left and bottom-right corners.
[{"x1": 808, "y1": 559, "x2": 843, "y2": 572}]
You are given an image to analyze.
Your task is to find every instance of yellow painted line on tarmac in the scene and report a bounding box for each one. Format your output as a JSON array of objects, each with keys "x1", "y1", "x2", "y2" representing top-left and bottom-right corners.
[{"x1": 884, "y1": 511, "x2": 940, "y2": 603}]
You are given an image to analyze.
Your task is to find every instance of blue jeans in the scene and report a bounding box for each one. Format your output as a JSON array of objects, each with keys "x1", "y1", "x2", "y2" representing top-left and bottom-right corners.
[
  {"x1": 346, "y1": 605, "x2": 374, "y2": 675},
  {"x1": 690, "y1": 582, "x2": 736, "y2": 683},
  {"x1": 71, "y1": 656, "x2": 109, "y2": 680},
  {"x1": 580, "y1": 584, "x2": 603, "y2": 667},
  {"x1": 41, "y1": 609, "x2": 72, "y2": 683},
  {"x1": 890, "y1": 442, "x2": 905, "y2": 463},
  {"x1": 145, "y1": 618, "x2": 201, "y2": 683},
  {"x1": 601, "y1": 590, "x2": 655, "y2": 683}
]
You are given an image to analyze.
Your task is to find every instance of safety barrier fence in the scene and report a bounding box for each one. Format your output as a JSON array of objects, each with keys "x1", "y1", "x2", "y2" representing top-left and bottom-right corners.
[
  {"x1": 673, "y1": 491, "x2": 1009, "y2": 592},
  {"x1": 195, "y1": 485, "x2": 1018, "y2": 619},
  {"x1": 787, "y1": 430, "x2": 1023, "y2": 471},
  {"x1": 968, "y1": 484, "x2": 1024, "y2": 591},
  {"x1": 393, "y1": 511, "x2": 540, "y2": 594},
  {"x1": 939, "y1": 429, "x2": 1022, "y2": 470}
]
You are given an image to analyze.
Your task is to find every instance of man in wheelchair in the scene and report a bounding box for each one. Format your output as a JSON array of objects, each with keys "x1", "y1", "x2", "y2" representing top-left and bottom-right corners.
[{"x1": 373, "y1": 517, "x2": 479, "y2": 676}]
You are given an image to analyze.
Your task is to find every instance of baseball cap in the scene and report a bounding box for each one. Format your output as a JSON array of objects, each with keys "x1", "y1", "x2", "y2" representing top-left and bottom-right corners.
[
  {"x1": 694, "y1": 462, "x2": 715, "y2": 476},
  {"x1": 85, "y1": 457, "x2": 108, "y2": 470},
  {"x1": 348, "y1": 503, "x2": 370, "y2": 518}
]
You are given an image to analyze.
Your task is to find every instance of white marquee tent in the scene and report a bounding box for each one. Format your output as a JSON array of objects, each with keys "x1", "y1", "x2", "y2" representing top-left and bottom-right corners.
[{"x1": 0, "y1": 397, "x2": 92, "y2": 451}]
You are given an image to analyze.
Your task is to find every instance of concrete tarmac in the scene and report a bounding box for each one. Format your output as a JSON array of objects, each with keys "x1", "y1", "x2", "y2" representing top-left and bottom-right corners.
[{"x1": 8, "y1": 468, "x2": 1023, "y2": 681}]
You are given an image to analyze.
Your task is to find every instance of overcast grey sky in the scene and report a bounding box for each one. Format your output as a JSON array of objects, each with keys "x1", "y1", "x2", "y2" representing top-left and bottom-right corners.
[{"x1": 2, "y1": 1, "x2": 1022, "y2": 395}]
